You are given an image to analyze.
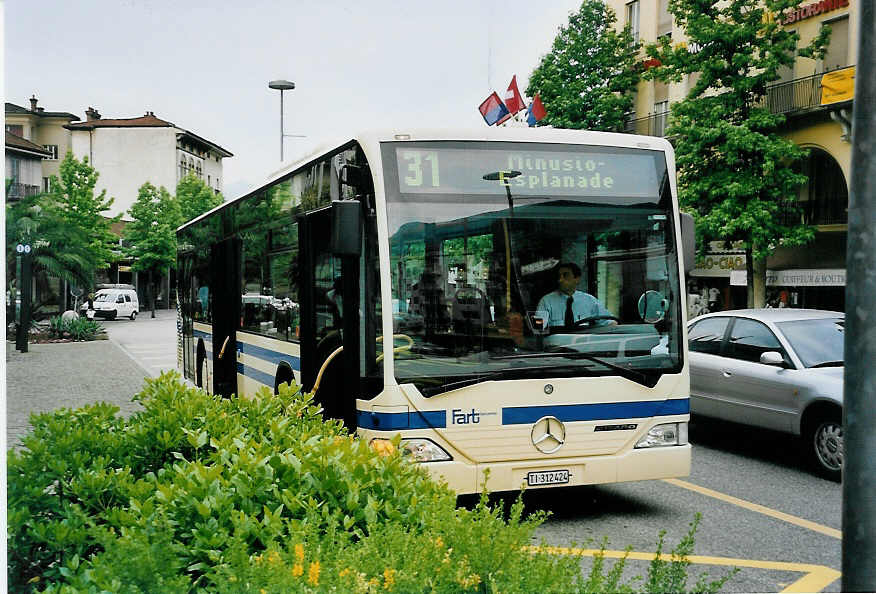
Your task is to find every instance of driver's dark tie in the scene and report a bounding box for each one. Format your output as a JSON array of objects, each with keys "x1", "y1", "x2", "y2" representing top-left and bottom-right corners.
[{"x1": 565, "y1": 296, "x2": 574, "y2": 327}]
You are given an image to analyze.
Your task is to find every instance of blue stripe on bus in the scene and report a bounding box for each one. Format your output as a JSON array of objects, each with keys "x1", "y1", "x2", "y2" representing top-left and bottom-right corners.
[
  {"x1": 238, "y1": 341, "x2": 301, "y2": 371},
  {"x1": 357, "y1": 410, "x2": 447, "y2": 430},
  {"x1": 192, "y1": 329, "x2": 300, "y2": 373},
  {"x1": 236, "y1": 362, "x2": 276, "y2": 387},
  {"x1": 501, "y1": 398, "x2": 689, "y2": 425},
  {"x1": 355, "y1": 399, "x2": 688, "y2": 431}
]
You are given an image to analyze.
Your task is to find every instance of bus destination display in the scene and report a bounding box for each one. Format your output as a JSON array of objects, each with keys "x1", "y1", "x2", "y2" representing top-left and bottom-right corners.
[{"x1": 396, "y1": 146, "x2": 660, "y2": 198}]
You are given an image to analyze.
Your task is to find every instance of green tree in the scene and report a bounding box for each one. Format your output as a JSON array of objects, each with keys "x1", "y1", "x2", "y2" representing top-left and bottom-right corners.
[
  {"x1": 125, "y1": 183, "x2": 182, "y2": 318},
  {"x1": 526, "y1": 0, "x2": 640, "y2": 131},
  {"x1": 644, "y1": 0, "x2": 829, "y2": 306},
  {"x1": 176, "y1": 172, "x2": 224, "y2": 223},
  {"x1": 45, "y1": 152, "x2": 121, "y2": 276}
]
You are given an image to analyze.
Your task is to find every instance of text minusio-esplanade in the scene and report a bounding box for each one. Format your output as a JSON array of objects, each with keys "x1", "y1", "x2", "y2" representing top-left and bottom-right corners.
[{"x1": 505, "y1": 154, "x2": 616, "y2": 190}]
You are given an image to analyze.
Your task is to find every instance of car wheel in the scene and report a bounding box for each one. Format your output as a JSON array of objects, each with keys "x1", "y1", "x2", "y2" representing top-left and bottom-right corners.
[
  {"x1": 130, "y1": 311, "x2": 137, "y2": 320},
  {"x1": 809, "y1": 414, "x2": 843, "y2": 482}
]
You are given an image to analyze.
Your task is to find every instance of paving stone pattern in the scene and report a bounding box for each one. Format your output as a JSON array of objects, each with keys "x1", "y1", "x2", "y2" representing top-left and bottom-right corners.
[{"x1": 6, "y1": 340, "x2": 148, "y2": 449}]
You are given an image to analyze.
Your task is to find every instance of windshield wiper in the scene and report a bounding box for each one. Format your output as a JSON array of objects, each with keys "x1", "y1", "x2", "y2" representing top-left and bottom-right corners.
[
  {"x1": 810, "y1": 360, "x2": 844, "y2": 368},
  {"x1": 491, "y1": 351, "x2": 657, "y2": 387},
  {"x1": 419, "y1": 363, "x2": 632, "y2": 397}
]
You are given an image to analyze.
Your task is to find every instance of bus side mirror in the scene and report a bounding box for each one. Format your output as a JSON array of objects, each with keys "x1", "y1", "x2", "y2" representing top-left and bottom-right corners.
[
  {"x1": 331, "y1": 200, "x2": 362, "y2": 256},
  {"x1": 680, "y1": 212, "x2": 695, "y2": 273}
]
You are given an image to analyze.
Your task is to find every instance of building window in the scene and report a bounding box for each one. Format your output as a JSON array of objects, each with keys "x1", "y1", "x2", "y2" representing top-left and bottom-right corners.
[
  {"x1": 43, "y1": 145, "x2": 59, "y2": 160},
  {"x1": 821, "y1": 16, "x2": 849, "y2": 72},
  {"x1": 657, "y1": 0, "x2": 672, "y2": 38},
  {"x1": 9, "y1": 157, "x2": 21, "y2": 182},
  {"x1": 6, "y1": 124, "x2": 24, "y2": 137},
  {"x1": 653, "y1": 101, "x2": 669, "y2": 136},
  {"x1": 180, "y1": 156, "x2": 187, "y2": 180},
  {"x1": 43, "y1": 177, "x2": 51, "y2": 192},
  {"x1": 626, "y1": 1, "x2": 640, "y2": 43},
  {"x1": 798, "y1": 148, "x2": 848, "y2": 225}
]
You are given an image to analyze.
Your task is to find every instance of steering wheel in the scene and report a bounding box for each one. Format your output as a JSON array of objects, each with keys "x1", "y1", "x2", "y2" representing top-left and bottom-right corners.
[{"x1": 573, "y1": 314, "x2": 620, "y2": 327}]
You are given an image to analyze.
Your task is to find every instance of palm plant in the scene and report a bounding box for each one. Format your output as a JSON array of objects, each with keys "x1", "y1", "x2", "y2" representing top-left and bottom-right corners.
[{"x1": 6, "y1": 192, "x2": 96, "y2": 298}]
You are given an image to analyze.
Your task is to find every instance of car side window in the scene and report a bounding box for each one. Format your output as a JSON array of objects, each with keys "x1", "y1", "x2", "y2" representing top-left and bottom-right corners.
[
  {"x1": 688, "y1": 317, "x2": 729, "y2": 355},
  {"x1": 726, "y1": 318, "x2": 784, "y2": 363},
  {"x1": 125, "y1": 295, "x2": 132, "y2": 303}
]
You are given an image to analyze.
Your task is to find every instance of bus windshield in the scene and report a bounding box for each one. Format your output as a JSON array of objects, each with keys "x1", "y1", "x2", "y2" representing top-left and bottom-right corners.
[{"x1": 383, "y1": 141, "x2": 683, "y2": 395}]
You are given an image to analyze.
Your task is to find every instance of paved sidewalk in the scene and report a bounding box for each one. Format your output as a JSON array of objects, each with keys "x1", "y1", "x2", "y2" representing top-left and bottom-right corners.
[{"x1": 6, "y1": 339, "x2": 148, "y2": 449}]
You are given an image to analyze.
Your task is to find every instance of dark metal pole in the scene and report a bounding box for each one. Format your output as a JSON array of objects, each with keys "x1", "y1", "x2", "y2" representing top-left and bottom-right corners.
[
  {"x1": 842, "y1": 1, "x2": 876, "y2": 590},
  {"x1": 16, "y1": 250, "x2": 32, "y2": 353},
  {"x1": 280, "y1": 89, "x2": 285, "y2": 162}
]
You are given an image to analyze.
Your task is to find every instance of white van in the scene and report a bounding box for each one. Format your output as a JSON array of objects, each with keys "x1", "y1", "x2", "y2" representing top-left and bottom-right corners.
[{"x1": 82, "y1": 287, "x2": 140, "y2": 320}]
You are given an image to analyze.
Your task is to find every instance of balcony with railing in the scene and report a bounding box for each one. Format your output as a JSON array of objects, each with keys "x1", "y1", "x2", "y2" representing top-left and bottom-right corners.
[
  {"x1": 763, "y1": 65, "x2": 855, "y2": 116},
  {"x1": 6, "y1": 182, "x2": 41, "y2": 201}
]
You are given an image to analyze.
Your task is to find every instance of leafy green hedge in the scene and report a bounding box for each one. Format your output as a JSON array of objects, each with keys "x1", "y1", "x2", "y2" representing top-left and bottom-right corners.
[{"x1": 8, "y1": 373, "x2": 734, "y2": 592}]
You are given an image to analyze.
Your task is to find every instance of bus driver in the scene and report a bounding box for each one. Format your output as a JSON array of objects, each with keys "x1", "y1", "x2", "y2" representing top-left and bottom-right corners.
[{"x1": 536, "y1": 262, "x2": 616, "y2": 331}]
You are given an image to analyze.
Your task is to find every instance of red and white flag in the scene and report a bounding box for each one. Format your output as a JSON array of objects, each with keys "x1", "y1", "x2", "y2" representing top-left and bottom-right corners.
[{"x1": 504, "y1": 75, "x2": 525, "y2": 115}]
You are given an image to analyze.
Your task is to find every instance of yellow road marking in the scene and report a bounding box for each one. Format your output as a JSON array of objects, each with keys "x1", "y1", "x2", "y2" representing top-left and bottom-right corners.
[
  {"x1": 663, "y1": 478, "x2": 842, "y2": 539},
  {"x1": 528, "y1": 546, "x2": 841, "y2": 593}
]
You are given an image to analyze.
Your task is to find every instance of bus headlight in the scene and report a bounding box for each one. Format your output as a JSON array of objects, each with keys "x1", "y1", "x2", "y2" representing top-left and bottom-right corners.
[
  {"x1": 400, "y1": 438, "x2": 452, "y2": 462},
  {"x1": 635, "y1": 422, "x2": 688, "y2": 448}
]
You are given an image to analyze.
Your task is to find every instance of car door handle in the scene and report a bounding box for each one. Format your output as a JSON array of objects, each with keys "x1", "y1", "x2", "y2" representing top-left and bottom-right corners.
[{"x1": 722, "y1": 370, "x2": 732, "y2": 377}]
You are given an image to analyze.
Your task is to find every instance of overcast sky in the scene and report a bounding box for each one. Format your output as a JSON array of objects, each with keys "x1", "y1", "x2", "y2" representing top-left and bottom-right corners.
[{"x1": 6, "y1": 0, "x2": 583, "y2": 199}]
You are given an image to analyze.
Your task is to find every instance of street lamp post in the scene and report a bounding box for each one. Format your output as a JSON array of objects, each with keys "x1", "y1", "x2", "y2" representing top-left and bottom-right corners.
[{"x1": 268, "y1": 80, "x2": 295, "y2": 161}]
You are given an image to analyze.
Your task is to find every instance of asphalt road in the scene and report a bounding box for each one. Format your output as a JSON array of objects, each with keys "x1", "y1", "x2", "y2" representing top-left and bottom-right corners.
[
  {"x1": 100, "y1": 307, "x2": 179, "y2": 377},
  {"x1": 105, "y1": 310, "x2": 843, "y2": 593}
]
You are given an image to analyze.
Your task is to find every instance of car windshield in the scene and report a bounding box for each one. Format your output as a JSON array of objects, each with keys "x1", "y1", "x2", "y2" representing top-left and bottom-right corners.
[
  {"x1": 777, "y1": 318, "x2": 844, "y2": 368},
  {"x1": 382, "y1": 140, "x2": 683, "y2": 395}
]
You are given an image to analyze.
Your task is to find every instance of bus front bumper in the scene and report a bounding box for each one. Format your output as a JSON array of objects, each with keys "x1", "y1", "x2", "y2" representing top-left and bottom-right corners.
[{"x1": 418, "y1": 444, "x2": 692, "y2": 495}]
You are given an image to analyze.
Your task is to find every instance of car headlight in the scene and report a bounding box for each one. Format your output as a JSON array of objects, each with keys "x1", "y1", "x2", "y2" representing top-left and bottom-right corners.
[
  {"x1": 371, "y1": 438, "x2": 452, "y2": 462},
  {"x1": 635, "y1": 422, "x2": 688, "y2": 448}
]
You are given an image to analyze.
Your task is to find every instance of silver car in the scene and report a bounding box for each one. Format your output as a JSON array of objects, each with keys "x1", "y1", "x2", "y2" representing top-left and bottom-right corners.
[{"x1": 687, "y1": 309, "x2": 844, "y2": 480}]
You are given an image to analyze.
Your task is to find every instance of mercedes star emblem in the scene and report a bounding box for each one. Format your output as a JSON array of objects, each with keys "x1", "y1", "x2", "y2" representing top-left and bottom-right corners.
[{"x1": 530, "y1": 415, "x2": 566, "y2": 454}]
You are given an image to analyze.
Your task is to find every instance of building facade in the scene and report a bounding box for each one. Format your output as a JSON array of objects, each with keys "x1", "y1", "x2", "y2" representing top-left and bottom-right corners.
[
  {"x1": 5, "y1": 96, "x2": 79, "y2": 193},
  {"x1": 608, "y1": 0, "x2": 854, "y2": 313},
  {"x1": 5, "y1": 131, "x2": 51, "y2": 201},
  {"x1": 66, "y1": 108, "x2": 233, "y2": 220}
]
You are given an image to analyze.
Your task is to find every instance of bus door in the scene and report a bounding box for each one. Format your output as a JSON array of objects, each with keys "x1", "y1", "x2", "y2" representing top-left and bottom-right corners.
[
  {"x1": 209, "y1": 237, "x2": 241, "y2": 397},
  {"x1": 300, "y1": 206, "x2": 360, "y2": 427}
]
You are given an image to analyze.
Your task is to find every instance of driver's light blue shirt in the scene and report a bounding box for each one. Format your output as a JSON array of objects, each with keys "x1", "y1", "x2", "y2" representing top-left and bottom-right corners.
[{"x1": 535, "y1": 290, "x2": 613, "y2": 329}]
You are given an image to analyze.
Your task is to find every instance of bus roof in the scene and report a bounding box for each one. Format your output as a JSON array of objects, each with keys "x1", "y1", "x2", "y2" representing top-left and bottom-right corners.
[{"x1": 178, "y1": 127, "x2": 673, "y2": 232}]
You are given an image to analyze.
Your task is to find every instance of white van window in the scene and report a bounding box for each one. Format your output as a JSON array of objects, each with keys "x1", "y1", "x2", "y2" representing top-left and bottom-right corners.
[{"x1": 125, "y1": 295, "x2": 132, "y2": 302}]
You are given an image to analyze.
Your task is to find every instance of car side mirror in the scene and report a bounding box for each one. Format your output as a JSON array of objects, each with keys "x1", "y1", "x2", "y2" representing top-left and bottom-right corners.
[
  {"x1": 331, "y1": 200, "x2": 362, "y2": 256},
  {"x1": 760, "y1": 351, "x2": 785, "y2": 366}
]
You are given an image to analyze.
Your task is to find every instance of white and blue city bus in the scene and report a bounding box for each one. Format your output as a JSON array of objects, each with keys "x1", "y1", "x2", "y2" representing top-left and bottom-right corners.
[{"x1": 176, "y1": 127, "x2": 695, "y2": 495}]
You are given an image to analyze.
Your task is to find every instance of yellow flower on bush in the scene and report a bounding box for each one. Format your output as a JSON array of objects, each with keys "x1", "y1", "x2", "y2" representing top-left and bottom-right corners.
[
  {"x1": 308, "y1": 561, "x2": 321, "y2": 586},
  {"x1": 292, "y1": 564, "x2": 303, "y2": 577},
  {"x1": 383, "y1": 568, "x2": 397, "y2": 591},
  {"x1": 434, "y1": 536, "x2": 444, "y2": 548},
  {"x1": 294, "y1": 543, "x2": 305, "y2": 563}
]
